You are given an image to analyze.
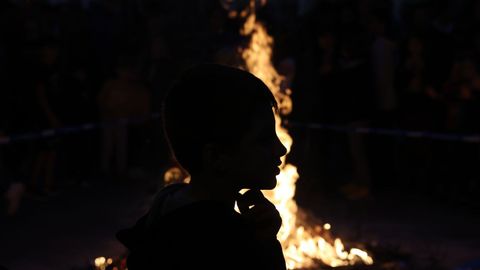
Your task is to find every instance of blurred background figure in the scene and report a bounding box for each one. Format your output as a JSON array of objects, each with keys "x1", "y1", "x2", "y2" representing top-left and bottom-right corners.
[
  {"x1": 30, "y1": 40, "x2": 64, "y2": 196},
  {"x1": 97, "y1": 56, "x2": 150, "y2": 182}
]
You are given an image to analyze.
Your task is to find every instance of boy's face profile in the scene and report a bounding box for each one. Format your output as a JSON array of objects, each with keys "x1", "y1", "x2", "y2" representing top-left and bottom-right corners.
[
  {"x1": 164, "y1": 64, "x2": 287, "y2": 190},
  {"x1": 222, "y1": 105, "x2": 287, "y2": 190}
]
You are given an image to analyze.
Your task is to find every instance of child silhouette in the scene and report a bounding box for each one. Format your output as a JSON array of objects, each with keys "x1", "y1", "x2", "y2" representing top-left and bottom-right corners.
[{"x1": 118, "y1": 64, "x2": 287, "y2": 270}]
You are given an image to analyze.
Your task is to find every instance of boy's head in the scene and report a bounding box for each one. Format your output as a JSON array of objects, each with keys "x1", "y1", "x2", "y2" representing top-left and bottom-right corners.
[{"x1": 162, "y1": 64, "x2": 286, "y2": 190}]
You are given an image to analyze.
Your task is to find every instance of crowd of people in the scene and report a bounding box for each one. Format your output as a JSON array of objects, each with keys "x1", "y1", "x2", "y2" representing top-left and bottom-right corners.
[
  {"x1": 1, "y1": 0, "x2": 479, "y2": 216},
  {"x1": 287, "y1": 0, "x2": 480, "y2": 203}
]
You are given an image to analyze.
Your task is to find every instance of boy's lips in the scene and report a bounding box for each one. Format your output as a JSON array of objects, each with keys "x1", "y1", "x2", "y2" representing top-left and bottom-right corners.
[{"x1": 271, "y1": 160, "x2": 282, "y2": 175}]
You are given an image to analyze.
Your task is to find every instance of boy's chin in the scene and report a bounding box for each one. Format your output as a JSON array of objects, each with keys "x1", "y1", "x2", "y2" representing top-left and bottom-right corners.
[
  {"x1": 261, "y1": 183, "x2": 277, "y2": 190},
  {"x1": 244, "y1": 178, "x2": 277, "y2": 190}
]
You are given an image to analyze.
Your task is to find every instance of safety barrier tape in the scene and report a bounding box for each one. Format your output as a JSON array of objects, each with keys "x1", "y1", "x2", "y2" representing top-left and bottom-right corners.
[
  {"x1": 0, "y1": 114, "x2": 161, "y2": 145},
  {"x1": 289, "y1": 122, "x2": 480, "y2": 143},
  {"x1": 2, "y1": 116, "x2": 479, "y2": 145}
]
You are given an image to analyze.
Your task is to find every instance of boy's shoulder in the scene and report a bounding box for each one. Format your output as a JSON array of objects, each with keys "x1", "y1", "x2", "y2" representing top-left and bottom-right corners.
[
  {"x1": 145, "y1": 183, "x2": 245, "y2": 232},
  {"x1": 118, "y1": 185, "x2": 286, "y2": 270}
]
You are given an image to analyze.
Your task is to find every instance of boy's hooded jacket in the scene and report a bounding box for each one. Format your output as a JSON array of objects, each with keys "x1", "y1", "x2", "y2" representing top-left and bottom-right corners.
[{"x1": 117, "y1": 184, "x2": 286, "y2": 270}]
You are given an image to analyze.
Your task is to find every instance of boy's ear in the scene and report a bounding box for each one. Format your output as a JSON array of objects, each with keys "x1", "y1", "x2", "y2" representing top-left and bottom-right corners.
[{"x1": 202, "y1": 143, "x2": 231, "y2": 172}]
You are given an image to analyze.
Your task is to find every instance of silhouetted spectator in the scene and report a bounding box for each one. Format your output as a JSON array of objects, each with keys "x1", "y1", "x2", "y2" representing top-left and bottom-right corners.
[
  {"x1": 146, "y1": 35, "x2": 177, "y2": 113},
  {"x1": 367, "y1": 10, "x2": 399, "y2": 194},
  {"x1": 30, "y1": 40, "x2": 64, "y2": 195},
  {"x1": 61, "y1": 65, "x2": 97, "y2": 185},
  {"x1": 98, "y1": 57, "x2": 150, "y2": 181}
]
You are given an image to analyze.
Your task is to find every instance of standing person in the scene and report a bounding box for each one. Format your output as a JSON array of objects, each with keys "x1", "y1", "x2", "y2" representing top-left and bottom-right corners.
[
  {"x1": 368, "y1": 11, "x2": 399, "y2": 194},
  {"x1": 30, "y1": 40, "x2": 64, "y2": 195},
  {"x1": 117, "y1": 64, "x2": 287, "y2": 270},
  {"x1": 97, "y1": 57, "x2": 150, "y2": 181},
  {"x1": 1, "y1": 91, "x2": 26, "y2": 216}
]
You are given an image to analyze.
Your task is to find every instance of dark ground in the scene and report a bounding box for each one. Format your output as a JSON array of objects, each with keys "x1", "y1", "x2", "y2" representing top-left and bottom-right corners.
[
  {"x1": 295, "y1": 182, "x2": 480, "y2": 270},
  {"x1": 0, "y1": 179, "x2": 151, "y2": 270},
  {"x1": 1, "y1": 174, "x2": 479, "y2": 270}
]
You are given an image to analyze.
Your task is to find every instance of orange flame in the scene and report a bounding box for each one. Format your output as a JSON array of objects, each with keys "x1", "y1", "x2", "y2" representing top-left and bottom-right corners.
[{"x1": 238, "y1": 1, "x2": 373, "y2": 268}]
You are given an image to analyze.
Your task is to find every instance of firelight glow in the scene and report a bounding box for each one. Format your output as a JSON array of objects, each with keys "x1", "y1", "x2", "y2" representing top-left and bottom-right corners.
[{"x1": 237, "y1": 0, "x2": 374, "y2": 268}]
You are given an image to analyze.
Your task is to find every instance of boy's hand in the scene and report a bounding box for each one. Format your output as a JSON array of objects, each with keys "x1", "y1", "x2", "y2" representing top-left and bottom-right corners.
[{"x1": 236, "y1": 190, "x2": 282, "y2": 239}]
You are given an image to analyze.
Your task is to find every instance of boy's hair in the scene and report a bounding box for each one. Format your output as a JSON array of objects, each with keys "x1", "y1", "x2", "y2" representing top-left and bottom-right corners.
[{"x1": 162, "y1": 64, "x2": 277, "y2": 176}]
